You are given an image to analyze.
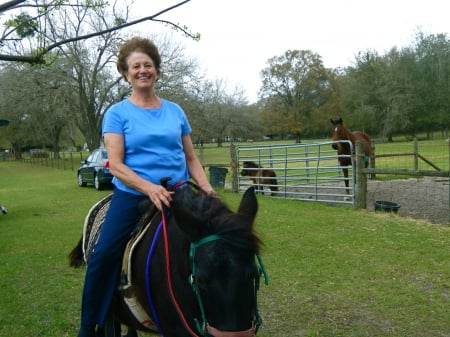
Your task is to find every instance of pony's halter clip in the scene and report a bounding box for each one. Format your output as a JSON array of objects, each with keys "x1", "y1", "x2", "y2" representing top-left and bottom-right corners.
[{"x1": 188, "y1": 235, "x2": 269, "y2": 336}]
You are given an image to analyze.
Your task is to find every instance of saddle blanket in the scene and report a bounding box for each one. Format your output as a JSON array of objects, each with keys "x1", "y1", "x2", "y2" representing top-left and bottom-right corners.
[{"x1": 82, "y1": 193, "x2": 159, "y2": 331}]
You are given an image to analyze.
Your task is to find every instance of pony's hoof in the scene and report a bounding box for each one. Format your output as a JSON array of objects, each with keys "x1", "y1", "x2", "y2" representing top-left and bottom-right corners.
[{"x1": 344, "y1": 196, "x2": 351, "y2": 202}]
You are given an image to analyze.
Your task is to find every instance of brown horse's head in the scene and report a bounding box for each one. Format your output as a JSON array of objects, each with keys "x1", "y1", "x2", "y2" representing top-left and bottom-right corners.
[
  {"x1": 330, "y1": 117, "x2": 372, "y2": 164},
  {"x1": 330, "y1": 117, "x2": 346, "y2": 151}
]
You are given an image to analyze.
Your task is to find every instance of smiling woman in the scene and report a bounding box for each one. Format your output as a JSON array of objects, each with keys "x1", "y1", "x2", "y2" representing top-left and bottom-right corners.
[{"x1": 75, "y1": 37, "x2": 214, "y2": 337}]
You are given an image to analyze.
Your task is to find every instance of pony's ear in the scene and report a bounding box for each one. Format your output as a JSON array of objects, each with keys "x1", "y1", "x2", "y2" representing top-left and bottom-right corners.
[
  {"x1": 338, "y1": 117, "x2": 343, "y2": 124},
  {"x1": 237, "y1": 187, "x2": 258, "y2": 220}
]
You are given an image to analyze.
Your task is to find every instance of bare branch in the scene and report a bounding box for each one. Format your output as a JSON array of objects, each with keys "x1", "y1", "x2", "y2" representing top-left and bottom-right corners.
[
  {"x1": 0, "y1": 0, "x2": 27, "y2": 12},
  {"x1": 0, "y1": 0, "x2": 195, "y2": 63}
]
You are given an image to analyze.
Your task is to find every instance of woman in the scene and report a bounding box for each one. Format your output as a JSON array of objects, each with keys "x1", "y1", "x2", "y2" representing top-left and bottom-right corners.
[{"x1": 77, "y1": 37, "x2": 215, "y2": 337}]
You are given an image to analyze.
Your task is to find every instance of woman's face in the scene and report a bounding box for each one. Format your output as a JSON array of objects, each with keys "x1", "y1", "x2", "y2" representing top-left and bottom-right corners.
[{"x1": 125, "y1": 51, "x2": 158, "y2": 90}]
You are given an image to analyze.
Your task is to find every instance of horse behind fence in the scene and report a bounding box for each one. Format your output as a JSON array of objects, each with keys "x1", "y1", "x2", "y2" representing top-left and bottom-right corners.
[
  {"x1": 330, "y1": 117, "x2": 372, "y2": 195},
  {"x1": 241, "y1": 161, "x2": 279, "y2": 196}
]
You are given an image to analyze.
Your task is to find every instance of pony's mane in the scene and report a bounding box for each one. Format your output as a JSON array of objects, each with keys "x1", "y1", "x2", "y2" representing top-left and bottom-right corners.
[
  {"x1": 175, "y1": 187, "x2": 261, "y2": 254},
  {"x1": 243, "y1": 161, "x2": 262, "y2": 168}
]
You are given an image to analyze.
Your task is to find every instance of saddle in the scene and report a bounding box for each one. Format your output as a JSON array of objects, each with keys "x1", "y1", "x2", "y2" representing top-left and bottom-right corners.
[{"x1": 82, "y1": 193, "x2": 160, "y2": 330}]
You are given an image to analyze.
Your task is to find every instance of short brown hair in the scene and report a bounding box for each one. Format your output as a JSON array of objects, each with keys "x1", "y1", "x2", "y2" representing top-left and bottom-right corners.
[{"x1": 116, "y1": 37, "x2": 161, "y2": 80}]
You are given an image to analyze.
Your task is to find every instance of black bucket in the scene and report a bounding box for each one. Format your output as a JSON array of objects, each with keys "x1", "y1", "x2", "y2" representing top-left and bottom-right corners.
[{"x1": 374, "y1": 200, "x2": 401, "y2": 213}]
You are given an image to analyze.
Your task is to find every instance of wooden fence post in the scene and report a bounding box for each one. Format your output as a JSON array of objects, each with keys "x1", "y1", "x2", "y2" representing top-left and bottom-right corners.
[
  {"x1": 230, "y1": 143, "x2": 239, "y2": 193},
  {"x1": 413, "y1": 137, "x2": 418, "y2": 170},
  {"x1": 354, "y1": 140, "x2": 367, "y2": 209},
  {"x1": 199, "y1": 145, "x2": 204, "y2": 166},
  {"x1": 370, "y1": 143, "x2": 376, "y2": 180}
]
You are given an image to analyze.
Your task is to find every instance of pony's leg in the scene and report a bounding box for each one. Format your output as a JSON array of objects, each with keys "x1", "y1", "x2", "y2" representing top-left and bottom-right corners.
[
  {"x1": 269, "y1": 178, "x2": 278, "y2": 196},
  {"x1": 269, "y1": 185, "x2": 276, "y2": 196},
  {"x1": 342, "y1": 167, "x2": 350, "y2": 195},
  {"x1": 252, "y1": 179, "x2": 262, "y2": 194}
]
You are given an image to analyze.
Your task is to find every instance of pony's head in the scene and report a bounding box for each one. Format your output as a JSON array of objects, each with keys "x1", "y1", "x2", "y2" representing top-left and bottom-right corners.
[
  {"x1": 172, "y1": 186, "x2": 263, "y2": 337},
  {"x1": 240, "y1": 161, "x2": 261, "y2": 178}
]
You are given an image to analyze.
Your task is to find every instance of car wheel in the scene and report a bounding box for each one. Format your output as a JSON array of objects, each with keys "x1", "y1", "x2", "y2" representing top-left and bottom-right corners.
[
  {"x1": 94, "y1": 174, "x2": 103, "y2": 190},
  {"x1": 77, "y1": 172, "x2": 87, "y2": 187}
]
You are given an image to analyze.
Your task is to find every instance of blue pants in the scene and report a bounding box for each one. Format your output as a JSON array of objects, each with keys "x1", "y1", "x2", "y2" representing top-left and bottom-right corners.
[{"x1": 80, "y1": 188, "x2": 146, "y2": 327}]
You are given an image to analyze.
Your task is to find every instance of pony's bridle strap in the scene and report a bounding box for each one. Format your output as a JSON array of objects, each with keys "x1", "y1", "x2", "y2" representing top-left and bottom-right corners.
[{"x1": 189, "y1": 234, "x2": 222, "y2": 335}]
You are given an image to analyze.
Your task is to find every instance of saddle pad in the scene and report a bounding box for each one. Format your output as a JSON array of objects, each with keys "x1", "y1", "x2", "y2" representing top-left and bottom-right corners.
[
  {"x1": 82, "y1": 193, "x2": 160, "y2": 331},
  {"x1": 82, "y1": 193, "x2": 113, "y2": 262}
]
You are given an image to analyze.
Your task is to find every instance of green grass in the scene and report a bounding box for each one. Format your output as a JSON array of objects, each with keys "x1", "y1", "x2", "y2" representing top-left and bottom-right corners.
[{"x1": 0, "y1": 161, "x2": 449, "y2": 337}]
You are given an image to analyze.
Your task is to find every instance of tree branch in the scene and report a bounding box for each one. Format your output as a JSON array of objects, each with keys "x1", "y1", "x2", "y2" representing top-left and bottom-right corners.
[
  {"x1": 0, "y1": 0, "x2": 194, "y2": 63},
  {"x1": 0, "y1": 0, "x2": 27, "y2": 12}
]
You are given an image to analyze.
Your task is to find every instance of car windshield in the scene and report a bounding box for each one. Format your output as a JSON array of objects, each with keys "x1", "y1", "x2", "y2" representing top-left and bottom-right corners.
[{"x1": 101, "y1": 149, "x2": 108, "y2": 159}]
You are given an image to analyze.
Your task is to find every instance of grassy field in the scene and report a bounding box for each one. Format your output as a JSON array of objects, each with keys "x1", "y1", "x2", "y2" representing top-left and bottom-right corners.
[{"x1": 0, "y1": 161, "x2": 449, "y2": 337}]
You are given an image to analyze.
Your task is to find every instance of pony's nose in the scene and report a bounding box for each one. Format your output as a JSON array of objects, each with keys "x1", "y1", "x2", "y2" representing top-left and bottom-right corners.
[{"x1": 331, "y1": 143, "x2": 338, "y2": 150}]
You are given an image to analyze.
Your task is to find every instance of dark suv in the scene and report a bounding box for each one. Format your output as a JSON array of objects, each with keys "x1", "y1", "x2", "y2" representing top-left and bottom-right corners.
[{"x1": 77, "y1": 148, "x2": 113, "y2": 190}]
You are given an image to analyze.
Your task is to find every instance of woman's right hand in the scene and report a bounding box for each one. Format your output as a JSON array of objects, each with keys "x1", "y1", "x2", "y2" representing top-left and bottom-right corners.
[{"x1": 147, "y1": 183, "x2": 173, "y2": 211}]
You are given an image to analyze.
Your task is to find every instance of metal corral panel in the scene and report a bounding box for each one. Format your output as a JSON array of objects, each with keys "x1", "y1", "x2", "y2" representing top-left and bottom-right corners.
[{"x1": 236, "y1": 141, "x2": 355, "y2": 205}]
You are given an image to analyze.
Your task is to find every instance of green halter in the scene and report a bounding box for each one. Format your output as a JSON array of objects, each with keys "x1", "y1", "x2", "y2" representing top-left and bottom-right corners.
[{"x1": 188, "y1": 234, "x2": 269, "y2": 336}]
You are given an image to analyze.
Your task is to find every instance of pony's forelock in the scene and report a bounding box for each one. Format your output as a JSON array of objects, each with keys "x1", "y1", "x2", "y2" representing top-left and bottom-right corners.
[{"x1": 174, "y1": 187, "x2": 261, "y2": 254}]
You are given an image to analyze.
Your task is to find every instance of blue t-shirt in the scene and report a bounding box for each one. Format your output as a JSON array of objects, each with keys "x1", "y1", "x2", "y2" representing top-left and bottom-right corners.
[{"x1": 102, "y1": 98, "x2": 192, "y2": 195}]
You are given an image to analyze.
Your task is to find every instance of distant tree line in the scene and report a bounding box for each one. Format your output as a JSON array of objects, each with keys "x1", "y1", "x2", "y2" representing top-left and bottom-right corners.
[
  {"x1": 0, "y1": 1, "x2": 449, "y2": 159},
  {"x1": 258, "y1": 31, "x2": 450, "y2": 141}
]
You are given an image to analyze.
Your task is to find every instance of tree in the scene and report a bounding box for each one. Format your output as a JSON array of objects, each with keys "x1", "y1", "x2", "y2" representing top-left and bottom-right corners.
[
  {"x1": 0, "y1": 64, "x2": 37, "y2": 158},
  {"x1": 0, "y1": 59, "x2": 81, "y2": 158},
  {"x1": 0, "y1": 0, "x2": 197, "y2": 63},
  {"x1": 412, "y1": 31, "x2": 450, "y2": 138},
  {"x1": 259, "y1": 50, "x2": 337, "y2": 140},
  {"x1": 189, "y1": 79, "x2": 256, "y2": 146},
  {"x1": 339, "y1": 50, "x2": 389, "y2": 138}
]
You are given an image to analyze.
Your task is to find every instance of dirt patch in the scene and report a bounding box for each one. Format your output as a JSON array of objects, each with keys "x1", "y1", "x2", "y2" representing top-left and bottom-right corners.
[
  {"x1": 366, "y1": 177, "x2": 449, "y2": 225},
  {"x1": 237, "y1": 176, "x2": 449, "y2": 225}
]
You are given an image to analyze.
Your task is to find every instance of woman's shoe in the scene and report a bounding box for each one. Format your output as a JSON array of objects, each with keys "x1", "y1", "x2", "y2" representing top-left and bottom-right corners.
[{"x1": 77, "y1": 326, "x2": 96, "y2": 337}]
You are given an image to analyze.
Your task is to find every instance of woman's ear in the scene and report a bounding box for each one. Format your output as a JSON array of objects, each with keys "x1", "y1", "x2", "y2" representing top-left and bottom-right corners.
[{"x1": 123, "y1": 71, "x2": 130, "y2": 83}]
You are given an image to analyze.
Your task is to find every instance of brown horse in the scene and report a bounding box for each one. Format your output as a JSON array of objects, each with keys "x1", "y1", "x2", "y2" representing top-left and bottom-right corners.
[
  {"x1": 241, "y1": 161, "x2": 279, "y2": 196},
  {"x1": 330, "y1": 117, "x2": 372, "y2": 195}
]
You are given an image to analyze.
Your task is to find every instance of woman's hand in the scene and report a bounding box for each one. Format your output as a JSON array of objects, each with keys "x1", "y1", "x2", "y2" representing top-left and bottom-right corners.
[
  {"x1": 200, "y1": 183, "x2": 217, "y2": 197},
  {"x1": 147, "y1": 184, "x2": 174, "y2": 211}
]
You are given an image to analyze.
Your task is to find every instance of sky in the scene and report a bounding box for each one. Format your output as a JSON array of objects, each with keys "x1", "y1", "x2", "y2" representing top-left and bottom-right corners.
[{"x1": 131, "y1": 0, "x2": 450, "y2": 103}]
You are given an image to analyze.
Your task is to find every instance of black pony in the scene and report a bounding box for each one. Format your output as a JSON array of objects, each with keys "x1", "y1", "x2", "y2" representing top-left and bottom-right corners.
[{"x1": 69, "y1": 185, "x2": 267, "y2": 337}]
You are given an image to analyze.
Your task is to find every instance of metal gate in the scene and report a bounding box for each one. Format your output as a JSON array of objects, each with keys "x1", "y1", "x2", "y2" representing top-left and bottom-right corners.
[{"x1": 233, "y1": 141, "x2": 355, "y2": 205}]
